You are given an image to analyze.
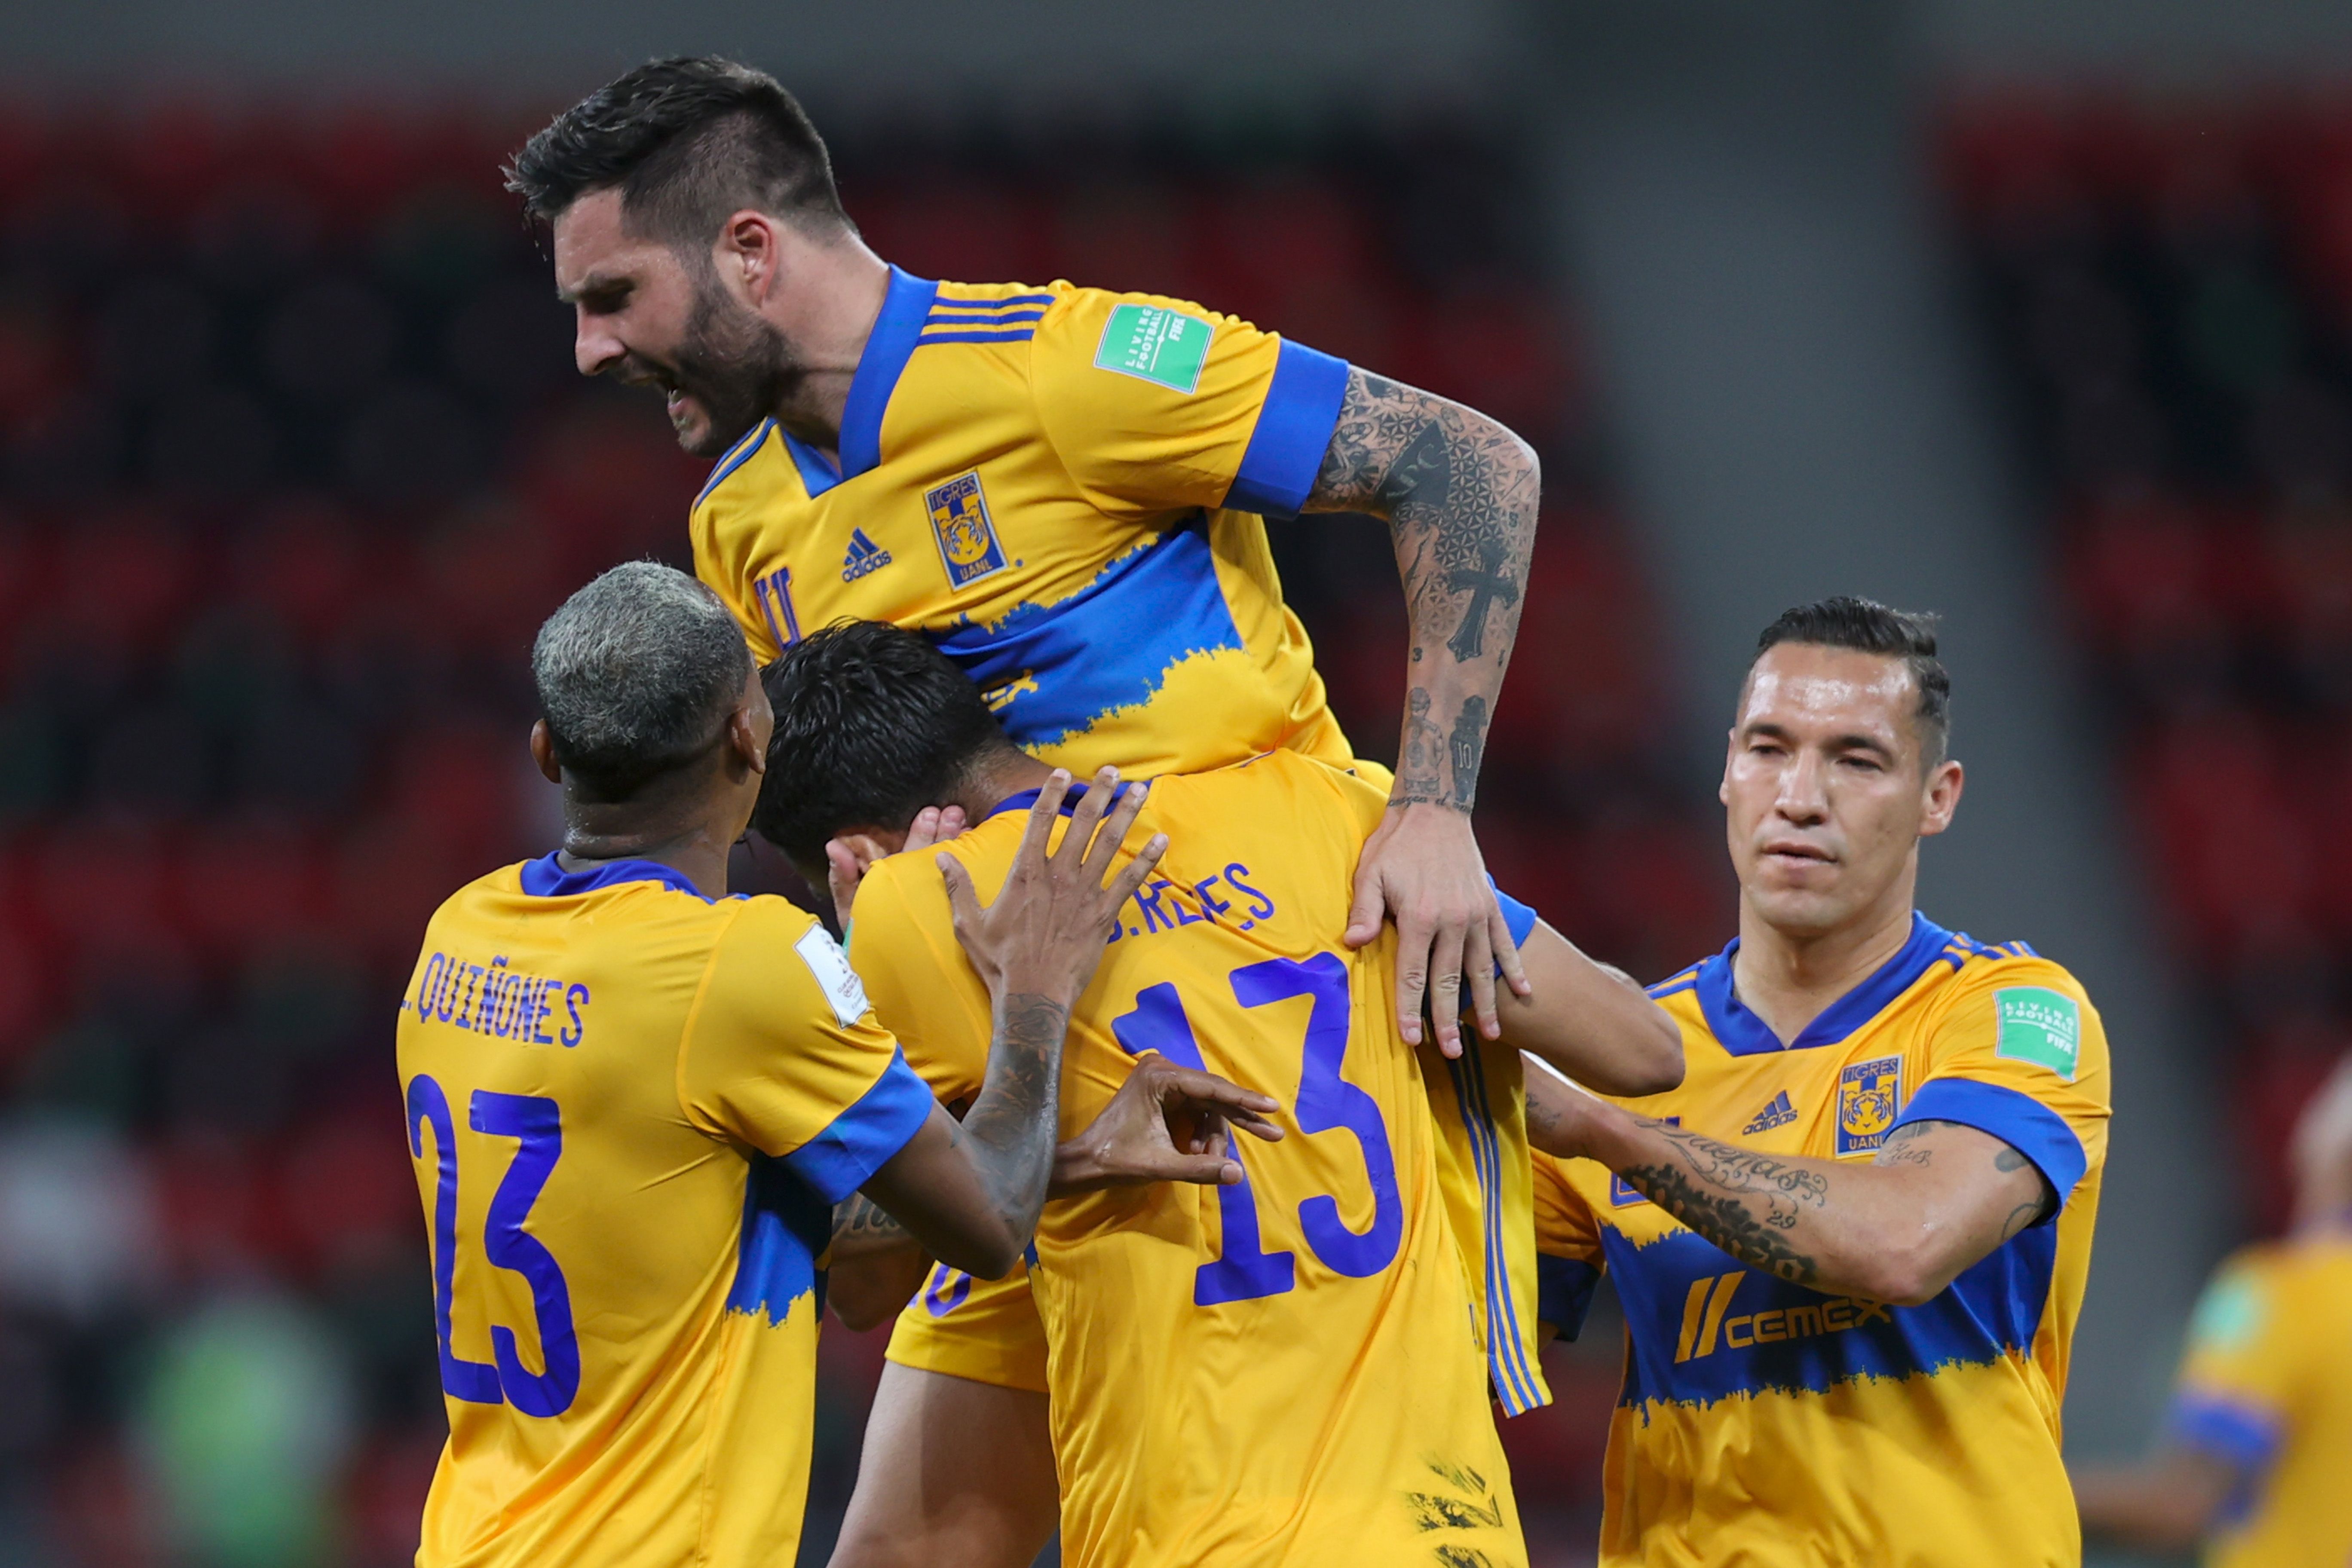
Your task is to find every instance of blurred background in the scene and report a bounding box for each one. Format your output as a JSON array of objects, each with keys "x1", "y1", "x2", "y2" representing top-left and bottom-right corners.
[{"x1": 0, "y1": 0, "x2": 2348, "y2": 1564}]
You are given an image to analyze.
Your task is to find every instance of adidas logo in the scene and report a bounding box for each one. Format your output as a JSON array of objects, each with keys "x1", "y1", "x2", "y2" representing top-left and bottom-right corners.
[
  {"x1": 1742, "y1": 1091, "x2": 1798, "y2": 1134},
  {"x1": 842, "y1": 528, "x2": 893, "y2": 582}
]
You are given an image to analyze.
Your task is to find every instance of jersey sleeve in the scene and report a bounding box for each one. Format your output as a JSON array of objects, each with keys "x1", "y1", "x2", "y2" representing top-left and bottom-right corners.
[
  {"x1": 1531, "y1": 1147, "x2": 1605, "y2": 1340},
  {"x1": 676, "y1": 898, "x2": 935, "y2": 1203},
  {"x1": 845, "y1": 858, "x2": 996, "y2": 1108},
  {"x1": 2166, "y1": 1251, "x2": 2297, "y2": 1479},
  {"x1": 1028, "y1": 288, "x2": 1350, "y2": 521},
  {"x1": 1887, "y1": 957, "x2": 2113, "y2": 1218}
]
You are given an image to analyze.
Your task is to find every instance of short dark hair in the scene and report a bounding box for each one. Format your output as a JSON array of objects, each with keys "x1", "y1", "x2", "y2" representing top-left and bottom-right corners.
[
  {"x1": 1752, "y1": 596, "x2": 1951, "y2": 766},
  {"x1": 753, "y1": 621, "x2": 1016, "y2": 868},
  {"x1": 533, "y1": 561, "x2": 753, "y2": 800},
  {"x1": 505, "y1": 56, "x2": 849, "y2": 248}
]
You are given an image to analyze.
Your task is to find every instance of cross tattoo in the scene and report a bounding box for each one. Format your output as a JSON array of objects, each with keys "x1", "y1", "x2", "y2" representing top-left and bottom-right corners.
[{"x1": 1443, "y1": 539, "x2": 1521, "y2": 662}]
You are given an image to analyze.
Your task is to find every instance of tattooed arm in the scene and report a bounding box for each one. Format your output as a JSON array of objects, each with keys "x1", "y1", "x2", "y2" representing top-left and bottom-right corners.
[
  {"x1": 828, "y1": 1197, "x2": 932, "y2": 1331},
  {"x1": 856, "y1": 770, "x2": 1164, "y2": 1278},
  {"x1": 1303, "y1": 370, "x2": 1540, "y2": 1058},
  {"x1": 1525, "y1": 1081, "x2": 2056, "y2": 1305}
]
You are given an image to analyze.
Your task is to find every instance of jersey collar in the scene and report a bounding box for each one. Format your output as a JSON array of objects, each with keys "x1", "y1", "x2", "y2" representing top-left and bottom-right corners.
[
  {"x1": 986, "y1": 780, "x2": 1140, "y2": 820},
  {"x1": 518, "y1": 851, "x2": 719, "y2": 902},
  {"x1": 1695, "y1": 910, "x2": 1954, "y2": 1057}
]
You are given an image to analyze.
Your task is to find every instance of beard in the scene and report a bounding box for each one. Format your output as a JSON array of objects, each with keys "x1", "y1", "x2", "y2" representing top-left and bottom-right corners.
[{"x1": 655, "y1": 273, "x2": 804, "y2": 458}]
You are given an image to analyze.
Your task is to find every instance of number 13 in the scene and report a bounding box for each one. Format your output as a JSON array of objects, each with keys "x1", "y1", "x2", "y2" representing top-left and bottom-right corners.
[{"x1": 1111, "y1": 952, "x2": 1403, "y2": 1305}]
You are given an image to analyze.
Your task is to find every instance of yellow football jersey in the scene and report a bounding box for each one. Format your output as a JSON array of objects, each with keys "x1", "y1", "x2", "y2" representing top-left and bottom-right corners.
[
  {"x1": 396, "y1": 854, "x2": 933, "y2": 1568},
  {"x1": 1531, "y1": 916, "x2": 2111, "y2": 1568},
  {"x1": 848, "y1": 753, "x2": 1527, "y2": 1568},
  {"x1": 689, "y1": 269, "x2": 1354, "y2": 777},
  {"x1": 2165, "y1": 1234, "x2": 2352, "y2": 1568}
]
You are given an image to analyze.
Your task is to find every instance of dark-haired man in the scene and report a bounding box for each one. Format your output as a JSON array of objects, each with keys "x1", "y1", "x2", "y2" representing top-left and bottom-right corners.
[
  {"x1": 750, "y1": 619, "x2": 1681, "y2": 1568},
  {"x1": 1525, "y1": 597, "x2": 2113, "y2": 1566},
  {"x1": 395, "y1": 562, "x2": 1272, "y2": 1568},
  {"x1": 507, "y1": 56, "x2": 1555, "y2": 1565}
]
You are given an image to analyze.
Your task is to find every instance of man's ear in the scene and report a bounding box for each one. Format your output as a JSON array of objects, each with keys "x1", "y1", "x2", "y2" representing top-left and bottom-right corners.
[
  {"x1": 530, "y1": 720, "x2": 563, "y2": 786},
  {"x1": 1918, "y1": 758, "x2": 1964, "y2": 838},
  {"x1": 726, "y1": 702, "x2": 767, "y2": 777},
  {"x1": 716, "y1": 209, "x2": 781, "y2": 305}
]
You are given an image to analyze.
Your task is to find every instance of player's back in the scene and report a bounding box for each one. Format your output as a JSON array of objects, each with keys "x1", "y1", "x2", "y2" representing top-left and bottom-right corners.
[
  {"x1": 396, "y1": 855, "x2": 923, "y2": 1568},
  {"x1": 851, "y1": 752, "x2": 1525, "y2": 1568}
]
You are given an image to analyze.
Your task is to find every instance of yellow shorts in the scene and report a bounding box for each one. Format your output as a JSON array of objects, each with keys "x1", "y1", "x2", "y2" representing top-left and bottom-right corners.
[{"x1": 883, "y1": 1260, "x2": 1050, "y2": 1394}]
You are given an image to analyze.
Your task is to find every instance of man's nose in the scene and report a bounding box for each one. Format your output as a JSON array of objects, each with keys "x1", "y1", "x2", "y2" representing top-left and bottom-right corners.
[
  {"x1": 574, "y1": 309, "x2": 623, "y2": 377},
  {"x1": 1775, "y1": 751, "x2": 1829, "y2": 821}
]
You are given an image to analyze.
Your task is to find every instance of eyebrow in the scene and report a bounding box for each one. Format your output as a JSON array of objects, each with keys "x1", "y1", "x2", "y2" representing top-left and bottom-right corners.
[{"x1": 556, "y1": 271, "x2": 631, "y2": 305}]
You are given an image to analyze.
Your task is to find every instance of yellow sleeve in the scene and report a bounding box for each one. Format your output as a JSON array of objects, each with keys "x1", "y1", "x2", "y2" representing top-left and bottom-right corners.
[
  {"x1": 845, "y1": 859, "x2": 995, "y2": 1108},
  {"x1": 2166, "y1": 1251, "x2": 2298, "y2": 1477},
  {"x1": 1028, "y1": 287, "x2": 1351, "y2": 521},
  {"x1": 1531, "y1": 1150, "x2": 1606, "y2": 1339},
  {"x1": 1890, "y1": 956, "x2": 2113, "y2": 1216},
  {"x1": 676, "y1": 897, "x2": 933, "y2": 1203}
]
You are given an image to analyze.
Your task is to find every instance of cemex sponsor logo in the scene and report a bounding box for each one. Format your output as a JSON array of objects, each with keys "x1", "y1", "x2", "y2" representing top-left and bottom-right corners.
[{"x1": 1673, "y1": 1270, "x2": 1893, "y2": 1362}]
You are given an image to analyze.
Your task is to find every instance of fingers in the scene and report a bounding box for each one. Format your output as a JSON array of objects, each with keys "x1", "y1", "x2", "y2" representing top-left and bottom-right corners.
[
  {"x1": 1081, "y1": 772, "x2": 1153, "y2": 884},
  {"x1": 938, "y1": 852, "x2": 980, "y2": 931},
  {"x1": 1494, "y1": 907, "x2": 1533, "y2": 999},
  {"x1": 1102, "y1": 826, "x2": 1167, "y2": 912},
  {"x1": 1392, "y1": 909, "x2": 1434, "y2": 1048},
  {"x1": 935, "y1": 804, "x2": 968, "y2": 842},
  {"x1": 1344, "y1": 858, "x2": 1386, "y2": 949},
  {"x1": 1054, "y1": 766, "x2": 1121, "y2": 870},
  {"x1": 1464, "y1": 918, "x2": 1501, "y2": 1042},
  {"x1": 824, "y1": 839, "x2": 862, "y2": 913},
  {"x1": 1155, "y1": 1152, "x2": 1246, "y2": 1186},
  {"x1": 1149, "y1": 1065, "x2": 1285, "y2": 1141},
  {"x1": 1015, "y1": 769, "x2": 1074, "y2": 865},
  {"x1": 1428, "y1": 919, "x2": 1467, "y2": 1056},
  {"x1": 904, "y1": 805, "x2": 944, "y2": 852}
]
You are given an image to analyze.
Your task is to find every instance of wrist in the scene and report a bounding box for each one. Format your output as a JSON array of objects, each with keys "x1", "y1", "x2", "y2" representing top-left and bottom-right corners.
[{"x1": 1049, "y1": 1136, "x2": 1104, "y2": 1194}]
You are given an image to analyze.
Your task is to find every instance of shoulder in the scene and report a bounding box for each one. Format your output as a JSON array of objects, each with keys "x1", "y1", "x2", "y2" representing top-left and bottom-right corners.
[
  {"x1": 1028, "y1": 282, "x2": 1261, "y2": 381},
  {"x1": 1926, "y1": 939, "x2": 2105, "y2": 1037}
]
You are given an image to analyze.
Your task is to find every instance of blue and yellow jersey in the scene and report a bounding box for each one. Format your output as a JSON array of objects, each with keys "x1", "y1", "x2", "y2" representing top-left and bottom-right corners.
[
  {"x1": 395, "y1": 855, "x2": 933, "y2": 1568},
  {"x1": 689, "y1": 268, "x2": 1354, "y2": 778},
  {"x1": 2164, "y1": 1234, "x2": 2352, "y2": 1568},
  {"x1": 848, "y1": 753, "x2": 1528, "y2": 1568},
  {"x1": 1530, "y1": 914, "x2": 2112, "y2": 1568}
]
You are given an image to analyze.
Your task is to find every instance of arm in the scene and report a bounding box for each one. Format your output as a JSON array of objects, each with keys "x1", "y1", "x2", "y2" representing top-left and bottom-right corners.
[
  {"x1": 2071, "y1": 1451, "x2": 2237, "y2": 1552},
  {"x1": 1496, "y1": 925, "x2": 1683, "y2": 1096},
  {"x1": 1524, "y1": 1079, "x2": 2055, "y2": 1305},
  {"x1": 826, "y1": 1054, "x2": 1285, "y2": 1329},
  {"x1": 1304, "y1": 369, "x2": 1540, "y2": 1053},
  {"x1": 854, "y1": 769, "x2": 1164, "y2": 1279}
]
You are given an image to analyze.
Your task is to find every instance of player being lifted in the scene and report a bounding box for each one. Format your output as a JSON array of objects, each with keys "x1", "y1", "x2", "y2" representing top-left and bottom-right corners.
[
  {"x1": 752, "y1": 620, "x2": 1683, "y2": 1568},
  {"x1": 506, "y1": 56, "x2": 1550, "y2": 1567},
  {"x1": 395, "y1": 564, "x2": 1273, "y2": 1568},
  {"x1": 1525, "y1": 599, "x2": 2113, "y2": 1566}
]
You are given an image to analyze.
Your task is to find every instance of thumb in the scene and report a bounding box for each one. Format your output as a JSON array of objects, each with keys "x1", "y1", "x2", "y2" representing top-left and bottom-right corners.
[
  {"x1": 1343, "y1": 859, "x2": 1385, "y2": 949},
  {"x1": 1157, "y1": 1152, "x2": 1246, "y2": 1186},
  {"x1": 938, "y1": 852, "x2": 980, "y2": 927}
]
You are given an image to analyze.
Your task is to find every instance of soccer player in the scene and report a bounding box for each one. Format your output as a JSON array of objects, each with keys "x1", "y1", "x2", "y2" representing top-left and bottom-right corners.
[
  {"x1": 504, "y1": 56, "x2": 1554, "y2": 1566},
  {"x1": 750, "y1": 620, "x2": 1684, "y2": 1568},
  {"x1": 395, "y1": 562, "x2": 1260, "y2": 1568},
  {"x1": 2072, "y1": 1053, "x2": 2352, "y2": 1567},
  {"x1": 1525, "y1": 597, "x2": 2113, "y2": 1566}
]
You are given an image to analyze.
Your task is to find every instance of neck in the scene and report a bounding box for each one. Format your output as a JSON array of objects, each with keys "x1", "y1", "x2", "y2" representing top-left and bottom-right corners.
[
  {"x1": 556, "y1": 793, "x2": 744, "y2": 900},
  {"x1": 1731, "y1": 870, "x2": 1919, "y2": 1045},
  {"x1": 770, "y1": 235, "x2": 892, "y2": 455},
  {"x1": 944, "y1": 749, "x2": 1057, "y2": 822}
]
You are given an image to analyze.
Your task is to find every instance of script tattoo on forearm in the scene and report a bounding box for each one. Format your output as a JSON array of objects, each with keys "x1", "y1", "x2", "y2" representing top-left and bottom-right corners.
[
  {"x1": 949, "y1": 992, "x2": 1070, "y2": 1234},
  {"x1": 1617, "y1": 1121, "x2": 1828, "y2": 1284},
  {"x1": 831, "y1": 1194, "x2": 910, "y2": 1250},
  {"x1": 1307, "y1": 369, "x2": 1538, "y2": 813},
  {"x1": 1874, "y1": 1120, "x2": 1944, "y2": 1170}
]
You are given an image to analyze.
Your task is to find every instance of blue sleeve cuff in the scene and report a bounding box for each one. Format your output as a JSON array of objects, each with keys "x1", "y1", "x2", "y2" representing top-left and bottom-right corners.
[
  {"x1": 2168, "y1": 1392, "x2": 2282, "y2": 1473},
  {"x1": 1892, "y1": 1077, "x2": 2088, "y2": 1215},
  {"x1": 1490, "y1": 879, "x2": 1538, "y2": 949},
  {"x1": 784, "y1": 1048, "x2": 937, "y2": 1203},
  {"x1": 1224, "y1": 338, "x2": 1349, "y2": 519},
  {"x1": 1537, "y1": 1255, "x2": 1601, "y2": 1341}
]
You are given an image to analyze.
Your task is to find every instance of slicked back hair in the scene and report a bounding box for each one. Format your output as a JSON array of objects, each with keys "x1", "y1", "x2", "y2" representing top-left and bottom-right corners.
[
  {"x1": 1751, "y1": 596, "x2": 1952, "y2": 769},
  {"x1": 505, "y1": 56, "x2": 850, "y2": 251},
  {"x1": 753, "y1": 621, "x2": 1017, "y2": 870},
  {"x1": 532, "y1": 561, "x2": 753, "y2": 800}
]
